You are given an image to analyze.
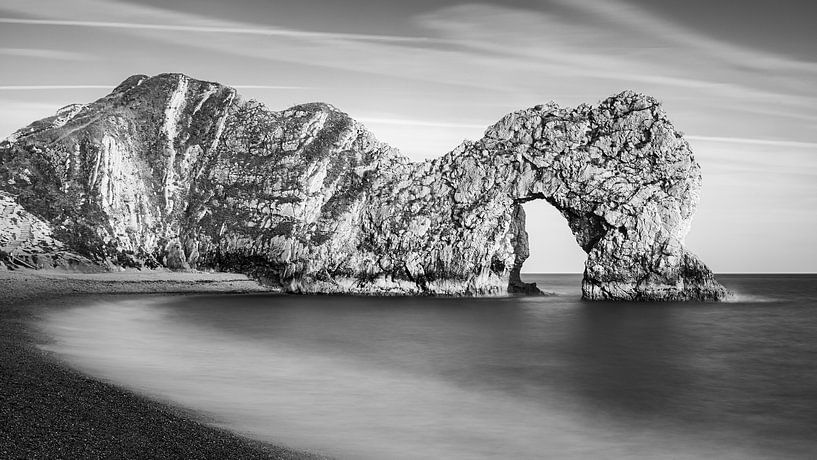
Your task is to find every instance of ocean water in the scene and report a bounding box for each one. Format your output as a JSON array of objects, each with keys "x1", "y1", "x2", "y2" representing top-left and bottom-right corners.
[{"x1": 39, "y1": 275, "x2": 817, "y2": 459}]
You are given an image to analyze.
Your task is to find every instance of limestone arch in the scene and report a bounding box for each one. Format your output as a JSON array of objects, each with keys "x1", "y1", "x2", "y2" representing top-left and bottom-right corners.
[
  {"x1": 0, "y1": 72, "x2": 726, "y2": 300},
  {"x1": 471, "y1": 92, "x2": 726, "y2": 300}
]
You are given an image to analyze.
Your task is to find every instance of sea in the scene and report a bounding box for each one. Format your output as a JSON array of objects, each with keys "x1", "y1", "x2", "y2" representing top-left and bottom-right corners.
[{"x1": 38, "y1": 274, "x2": 817, "y2": 459}]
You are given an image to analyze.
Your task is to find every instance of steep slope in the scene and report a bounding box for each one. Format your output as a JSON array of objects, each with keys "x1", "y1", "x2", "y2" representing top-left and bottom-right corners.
[{"x1": 0, "y1": 73, "x2": 729, "y2": 300}]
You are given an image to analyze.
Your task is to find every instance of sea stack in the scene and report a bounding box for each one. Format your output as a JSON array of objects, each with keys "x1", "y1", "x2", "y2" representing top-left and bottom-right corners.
[{"x1": 0, "y1": 73, "x2": 729, "y2": 300}]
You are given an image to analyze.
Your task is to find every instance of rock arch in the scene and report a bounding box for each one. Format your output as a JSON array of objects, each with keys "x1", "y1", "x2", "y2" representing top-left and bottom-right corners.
[
  {"x1": 0, "y1": 73, "x2": 728, "y2": 300},
  {"x1": 351, "y1": 92, "x2": 727, "y2": 300}
]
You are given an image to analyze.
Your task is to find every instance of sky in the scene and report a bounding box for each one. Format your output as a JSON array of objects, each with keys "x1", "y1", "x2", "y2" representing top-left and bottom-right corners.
[{"x1": 0, "y1": 0, "x2": 815, "y2": 273}]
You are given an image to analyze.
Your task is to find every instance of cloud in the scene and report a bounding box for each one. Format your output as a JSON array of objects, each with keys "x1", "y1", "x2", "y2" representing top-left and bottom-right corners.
[
  {"x1": 0, "y1": 85, "x2": 112, "y2": 90},
  {"x1": 690, "y1": 140, "x2": 817, "y2": 184},
  {"x1": 414, "y1": 3, "x2": 816, "y2": 99},
  {"x1": 0, "y1": 99, "x2": 63, "y2": 139},
  {"x1": 553, "y1": 0, "x2": 817, "y2": 73},
  {"x1": 0, "y1": 85, "x2": 306, "y2": 91},
  {"x1": 0, "y1": 2, "x2": 729, "y2": 91},
  {"x1": 357, "y1": 117, "x2": 486, "y2": 130},
  {"x1": 230, "y1": 85, "x2": 309, "y2": 90},
  {"x1": 686, "y1": 136, "x2": 817, "y2": 149},
  {"x1": 2, "y1": 0, "x2": 812, "y2": 109},
  {"x1": 0, "y1": 47, "x2": 92, "y2": 61},
  {"x1": 0, "y1": 17, "x2": 442, "y2": 44}
]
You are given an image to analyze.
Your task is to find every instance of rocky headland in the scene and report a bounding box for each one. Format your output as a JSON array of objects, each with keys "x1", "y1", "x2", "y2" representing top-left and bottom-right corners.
[{"x1": 0, "y1": 73, "x2": 728, "y2": 300}]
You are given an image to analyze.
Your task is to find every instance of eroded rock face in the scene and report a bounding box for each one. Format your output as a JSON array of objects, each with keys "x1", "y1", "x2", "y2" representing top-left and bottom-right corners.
[
  {"x1": 0, "y1": 190, "x2": 92, "y2": 270},
  {"x1": 0, "y1": 73, "x2": 729, "y2": 300}
]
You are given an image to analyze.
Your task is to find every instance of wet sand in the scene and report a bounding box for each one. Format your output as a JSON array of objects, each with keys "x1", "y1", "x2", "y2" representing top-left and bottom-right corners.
[{"x1": 0, "y1": 269, "x2": 321, "y2": 459}]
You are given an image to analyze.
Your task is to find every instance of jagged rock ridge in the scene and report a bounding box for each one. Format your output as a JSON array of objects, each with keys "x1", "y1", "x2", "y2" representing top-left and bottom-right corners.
[{"x1": 0, "y1": 73, "x2": 729, "y2": 300}]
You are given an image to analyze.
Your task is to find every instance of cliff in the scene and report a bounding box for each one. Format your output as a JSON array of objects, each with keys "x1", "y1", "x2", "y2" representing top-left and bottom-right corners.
[{"x1": 0, "y1": 73, "x2": 729, "y2": 300}]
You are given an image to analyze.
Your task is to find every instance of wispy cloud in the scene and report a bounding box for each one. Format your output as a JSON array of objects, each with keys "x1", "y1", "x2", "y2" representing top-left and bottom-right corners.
[
  {"x1": 357, "y1": 117, "x2": 486, "y2": 130},
  {"x1": 230, "y1": 85, "x2": 309, "y2": 90},
  {"x1": 0, "y1": 17, "x2": 441, "y2": 44},
  {"x1": 0, "y1": 99, "x2": 64, "y2": 140},
  {"x1": 0, "y1": 85, "x2": 306, "y2": 91},
  {"x1": 0, "y1": 85, "x2": 111, "y2": 90},
  {"x1": 0, "y1": 47, "x2": 92, "y2": 61},
  {"x1": 686, "y1": 136, "x2": 817, "y2": 149},
  {"x1": 554, "y1": 0, "x2": 817, "y2": 73},
  {"x1": 2, "y1": 0, "x2": 813, "y2": 112},
  {"x1": 415, "y1": 4, "x2": 816, "y2": 99}
]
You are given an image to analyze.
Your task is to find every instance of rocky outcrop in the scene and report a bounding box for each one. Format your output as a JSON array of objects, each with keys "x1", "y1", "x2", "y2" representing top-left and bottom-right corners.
[
  {"x1": 0, "y1": 191, "x2": 92, "y2": 270},
  {"x1": 0, "y1": 73, "x2": 729, "y2": 300}
]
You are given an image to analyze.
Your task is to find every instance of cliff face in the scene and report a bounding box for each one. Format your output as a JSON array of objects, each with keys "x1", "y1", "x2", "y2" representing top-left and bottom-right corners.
[{"x1": 0, "y1": 73, "x2": 729, "y2": 300}]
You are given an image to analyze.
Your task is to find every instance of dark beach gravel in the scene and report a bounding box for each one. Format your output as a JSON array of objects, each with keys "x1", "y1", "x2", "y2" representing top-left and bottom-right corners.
[{"x1": 0, "y1": 270, "x2": 321, "y2": 459}]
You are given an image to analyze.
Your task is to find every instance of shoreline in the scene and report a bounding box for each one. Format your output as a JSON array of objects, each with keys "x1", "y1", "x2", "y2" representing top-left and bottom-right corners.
[{"x1": 0, "y1": 269, "x2": 321, "y2": 459}]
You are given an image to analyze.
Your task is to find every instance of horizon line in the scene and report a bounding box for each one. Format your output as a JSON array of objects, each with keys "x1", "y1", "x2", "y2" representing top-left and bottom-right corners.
[{"x1": 520, "y1": 272, "x2": 817, "y2": 275}]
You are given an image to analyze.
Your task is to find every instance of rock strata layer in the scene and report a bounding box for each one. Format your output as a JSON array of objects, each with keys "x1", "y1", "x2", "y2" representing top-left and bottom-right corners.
[{"x1": 0, "y1": 73, "x2": 729, "y2": 300}]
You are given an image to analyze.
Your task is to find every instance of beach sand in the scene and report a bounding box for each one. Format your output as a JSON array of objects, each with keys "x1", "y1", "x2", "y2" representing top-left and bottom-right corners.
[{"x1": 0, "y1": 269, "x2": 320, "y2": 459}]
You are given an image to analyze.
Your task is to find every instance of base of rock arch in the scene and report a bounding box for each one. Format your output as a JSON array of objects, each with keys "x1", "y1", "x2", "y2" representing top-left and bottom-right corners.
[{"x1": 0, "y1": 73, "x2": 730, "y2": 301}]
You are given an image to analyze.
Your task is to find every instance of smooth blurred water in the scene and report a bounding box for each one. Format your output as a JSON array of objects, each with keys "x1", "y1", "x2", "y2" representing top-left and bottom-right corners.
[{"x1": 39, "y1": 275, "x2": 817, "y2": 459}]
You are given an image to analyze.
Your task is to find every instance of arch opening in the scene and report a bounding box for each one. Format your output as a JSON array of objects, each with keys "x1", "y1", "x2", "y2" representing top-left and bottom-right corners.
[{"x1": 511, "y1": 199, "x2": 587, "y2": 294}]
